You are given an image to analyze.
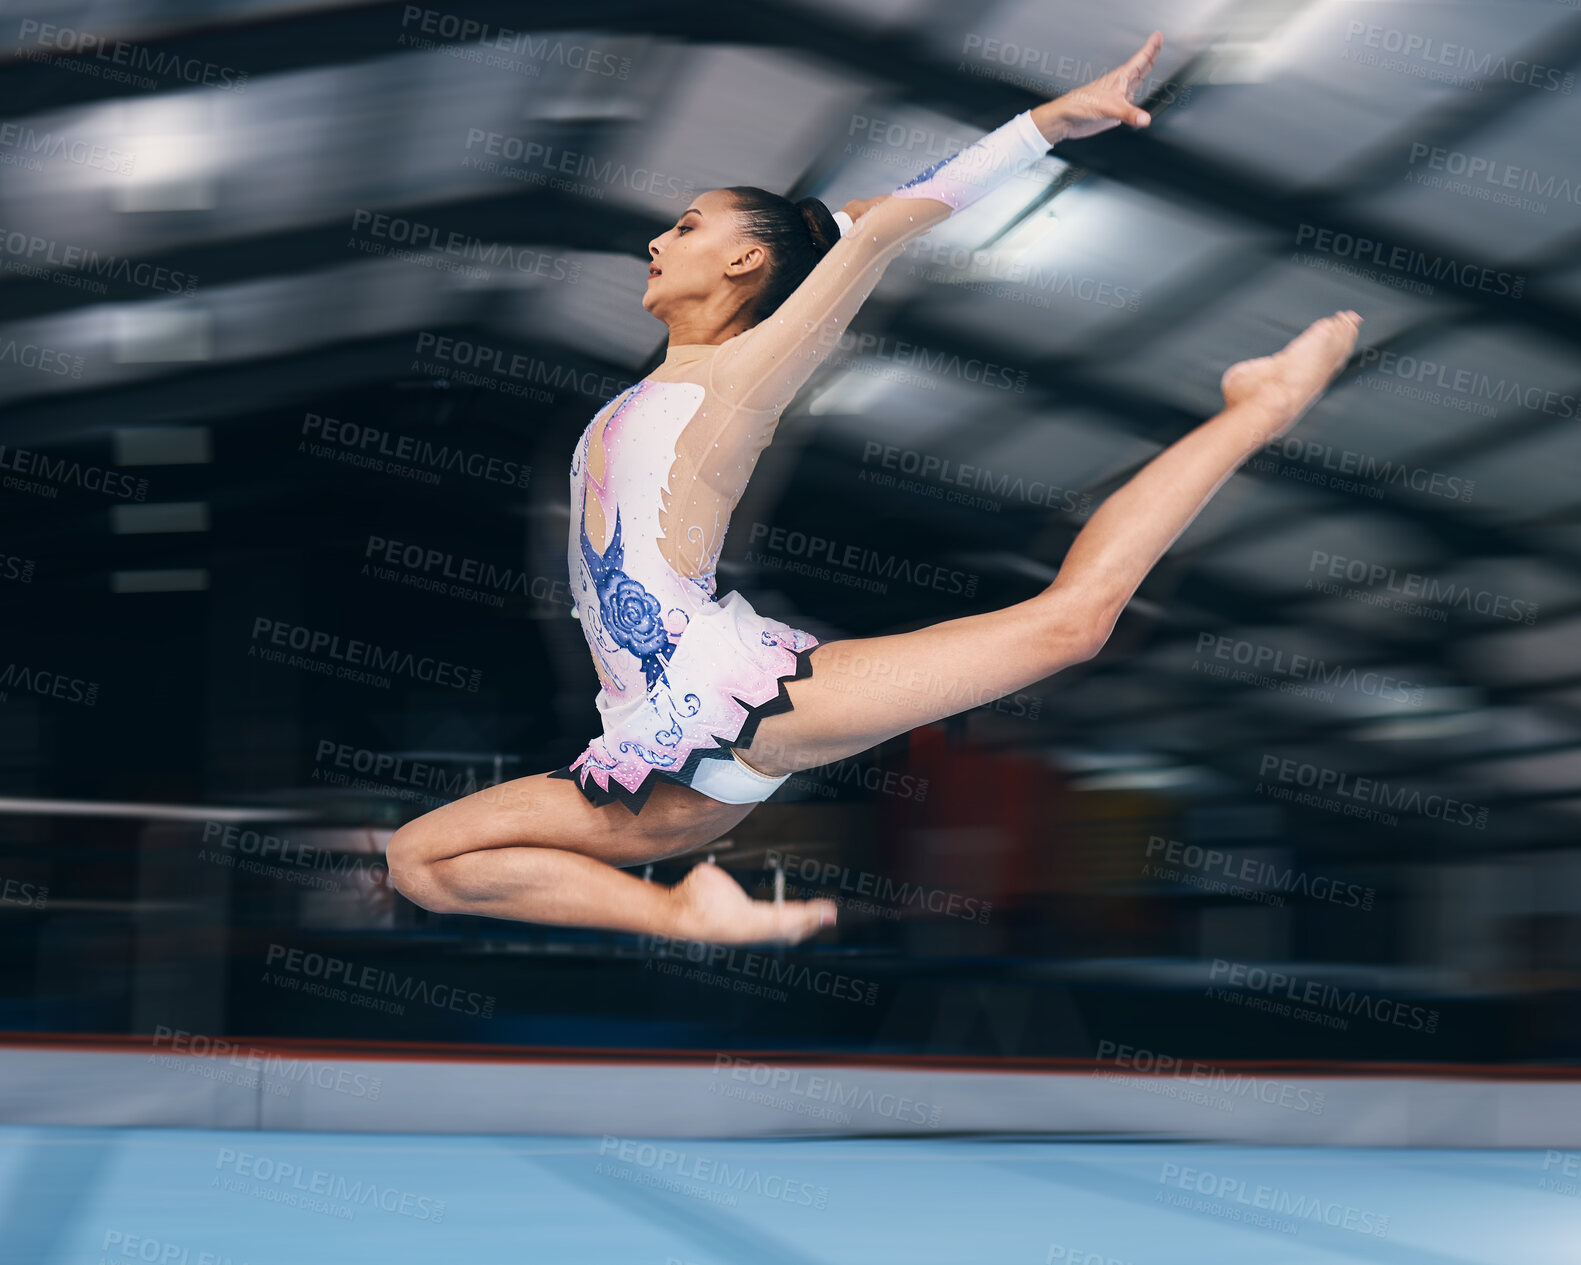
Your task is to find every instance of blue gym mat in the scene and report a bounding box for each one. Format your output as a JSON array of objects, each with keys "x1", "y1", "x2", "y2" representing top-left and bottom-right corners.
[{"x1": 2, "y1": 1125, "x2": 1575, "y2": 1263}]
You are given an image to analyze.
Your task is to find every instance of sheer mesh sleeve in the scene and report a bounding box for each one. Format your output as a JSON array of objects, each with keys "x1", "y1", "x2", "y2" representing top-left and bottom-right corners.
[{"x1": 708, "y1": 109, "x2": 1050, "y2": 417}]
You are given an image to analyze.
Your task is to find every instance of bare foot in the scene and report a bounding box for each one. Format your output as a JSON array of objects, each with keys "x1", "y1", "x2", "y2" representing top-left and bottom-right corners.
[
  {"x1": 1221, "y1": 310, "x2": 1362, "y2": 437},
  {"x1": 670, "y1": 860, "x2": 836, "y2": 946}
]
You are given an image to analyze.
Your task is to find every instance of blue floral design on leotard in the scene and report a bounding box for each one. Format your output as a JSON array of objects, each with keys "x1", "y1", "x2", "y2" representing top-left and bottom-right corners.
[
  {"x1": 579, "y1": 503, "x2": 675, "y2": 692},
  {"x1": 896, "y1": 153, "x2": 952, "y2": 193},
  {"x1": 600, "y1": 571, "x2": 667, "y2": 656}
]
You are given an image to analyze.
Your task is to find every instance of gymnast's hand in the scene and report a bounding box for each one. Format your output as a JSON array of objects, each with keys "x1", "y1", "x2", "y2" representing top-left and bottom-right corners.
[
  {"x1": 840, "y1": 194, "x2": 890, "y2": 223},
  {"x1": 1031, "y1": 30, "x2": 1163, "y2": 143},
  {"x1": 669, "y1": 858, "x2": 837, "y2": 946}
]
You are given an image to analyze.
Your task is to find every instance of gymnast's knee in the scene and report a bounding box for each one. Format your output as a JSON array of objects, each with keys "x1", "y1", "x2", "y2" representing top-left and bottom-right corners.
[{"x1": 385, "y1": 822, "x2": 458, "y2": 913}]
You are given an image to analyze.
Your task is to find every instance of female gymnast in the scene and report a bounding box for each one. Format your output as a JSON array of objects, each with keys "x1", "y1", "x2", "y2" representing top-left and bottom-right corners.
[{"x1": 387, "y1": 32, "x2": 1362, "y2": 946}]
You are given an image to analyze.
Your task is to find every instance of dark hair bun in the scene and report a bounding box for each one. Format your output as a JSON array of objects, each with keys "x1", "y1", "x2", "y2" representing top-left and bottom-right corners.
[
  {"x1": 796, "y1": 197, "x2": 839, "y2": 254},
  {"x1": 721, "y1": 185, "x2": 841, "y2": 322}
]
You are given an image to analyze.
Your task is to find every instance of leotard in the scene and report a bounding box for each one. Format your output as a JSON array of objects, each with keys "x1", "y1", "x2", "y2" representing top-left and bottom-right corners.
[{"x1": 551, "y1": 108, "x2": 1051, "y2": 811}]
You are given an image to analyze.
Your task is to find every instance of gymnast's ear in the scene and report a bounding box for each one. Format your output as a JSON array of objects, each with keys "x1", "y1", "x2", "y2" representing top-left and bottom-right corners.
[{"x1": 724, "y1": 239, "x2": 769, "y2": 279}]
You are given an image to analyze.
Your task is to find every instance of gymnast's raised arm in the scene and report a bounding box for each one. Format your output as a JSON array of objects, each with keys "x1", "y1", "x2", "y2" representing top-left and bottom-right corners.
[{"x1": 709, "y1": 30, "x2": 1163, "y2": 417}]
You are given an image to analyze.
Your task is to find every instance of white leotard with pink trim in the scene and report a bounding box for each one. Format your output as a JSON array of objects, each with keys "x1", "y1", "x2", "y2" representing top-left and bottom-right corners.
[{"x1": 554, "y1": 110, "x2": 1050, "y2": 810}]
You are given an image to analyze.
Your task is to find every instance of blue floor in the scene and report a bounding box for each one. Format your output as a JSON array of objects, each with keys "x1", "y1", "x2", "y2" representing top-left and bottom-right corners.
[{"x1": 3, "y1": 1126, "x2": 1577, "y2": 1263}]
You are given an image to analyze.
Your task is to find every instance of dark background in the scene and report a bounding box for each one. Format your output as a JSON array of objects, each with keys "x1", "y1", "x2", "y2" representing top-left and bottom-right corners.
[{"x1": 2, "y1": 0, "x2": 1579, "y2": 1066}]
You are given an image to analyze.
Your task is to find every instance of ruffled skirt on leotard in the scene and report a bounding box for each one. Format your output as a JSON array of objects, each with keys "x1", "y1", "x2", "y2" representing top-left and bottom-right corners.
[{"x1": 550, "y1": 589, "x2": 818, "y2": 814}]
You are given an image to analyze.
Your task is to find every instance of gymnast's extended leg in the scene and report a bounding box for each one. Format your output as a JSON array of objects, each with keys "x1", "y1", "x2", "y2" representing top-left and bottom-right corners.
[
  {"x1": 733, "y1": 311, "x2": 1363, "y2": 778},
  {"x1": 386, "y1": 312, "x2": 1358, "y2": 945}
]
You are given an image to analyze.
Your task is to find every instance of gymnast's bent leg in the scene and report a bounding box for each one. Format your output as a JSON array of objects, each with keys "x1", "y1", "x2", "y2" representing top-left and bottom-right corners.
[
  {"x1": 386, "y1": 312, "x2": 1358, "y2": 946},
  {"x1": 385, "y1": 769, "x2": 836, "y2": 944},
  {"x1": 734, "y1": 311, "x2": 1363, "y2": 778}
]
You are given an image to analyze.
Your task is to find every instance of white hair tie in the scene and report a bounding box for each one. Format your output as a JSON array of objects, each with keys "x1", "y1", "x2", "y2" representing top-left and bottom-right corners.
[{"x1": 831, "y1": 209, "x2": 854, "y2": 238}]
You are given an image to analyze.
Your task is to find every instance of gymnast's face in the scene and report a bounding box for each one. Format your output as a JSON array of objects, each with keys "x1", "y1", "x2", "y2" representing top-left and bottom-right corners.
[{"x1": 643, "y1": 189, "x2": 765, "y2": 326}]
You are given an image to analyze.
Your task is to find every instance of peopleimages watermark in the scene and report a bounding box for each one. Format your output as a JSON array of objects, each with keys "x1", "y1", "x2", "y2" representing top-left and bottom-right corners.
[
  {"x1": 782, "y1": 753, "x2": 931, "y2": 805},
  {"x1": 1539, "y1": 1151, "x2": 1581, "y2": 1199},
  {"x1": 299, "y1": 410, "x2": 532, "y2": 489},
  {"x1": 0, "y1": 341, "x2": 86, "y2": 386},
  {"x1": 408, "y1": 331, "x2": 634, "y2": 403},
  {"x1": 1353, "y1": 346, "x2": 1575, "y2": 423},
  {"x1": 0, "y1": 443, "x2": 142, "y2": 500},
  {"x1": 263, "y1": 943, "x2": 495, "y2": 1018},
  {"x1": 1143, "y1": 834, "x2": 1375, "y2": 911},
  {"x1": 0, "y1": 876, "x2": 48, "y2": 909},
  {"x1": 710, "y1": 1055, "x2": 943, "y2": 1128},
  {"x1": 312, "y1": 738, "x2": 492, "y2": 805},
  {"x1": 198, "y1": 820, "x2": 386, "y2": 892},
  {"x1": 805, "y1": 643, "x2": 1040, "y2": 724},
  {"x1": 1405, "y1": 142, "x2": 1581, "y2": 217},
  {"x1": 347, "y1": 209, "x2": 583, "y2": 283},
  {"x1": 1206, "y1": 959, "x2": 1441, "y2": 1035},
  {"x1": 859, "y1": 441, "x2": 1091, "y2": 516},
  {"x1": 843, "y1": 112, "x2": 1043, "y2": 172},
  {"x1": 767, "y1": 849, "x2": 990, "y2": 924},
  {"x1": 0, "y1": 121, "x2": 135, "y2": 175},
  {"x1": 397, "y1": 9, "x2": 631, "y2": 78},
  {"x1": 1156, "y1": 1161, "x2": 1390, "y2": 1238},
  {"x1": 902, "y1": 237, "x2": 1142, "y2": 315},
  {"x1": 0, "y1": 661, "x2": 99, "y2": 708},
  {"x1": 1092, "y1": 1040, "x2": 1326, "y2": 1116},
  {"x1": 745, "y1": 521, "x2": 978, "y2": 599},
  {"x1": 638, "y1": 932, "x2": 880, "y2": 1006},
  {"x1": 303, "y1": 412, "x2": 529, "y2": 480},
  {"x1": 1256, "y1": 753, "x2": 1489, "y2": 831},
  {"x1": 815, "y1": 327, "x2": 1029, "y2": 394},
  {"x1": 956, "y1": 33, "x2": 1193, "y2": 106},
  {"x1": 100, "y1": 1231, "x2": 251, "y2": 1265},
  {"x1": 247, "y1": 616, "x2": 482, "y2": 692},
  {"x1": 1046, "y1": 1247, "x2": 1138, "y2": 1265},
  {"x1": 313, "y1": 742, "x2": 544, "y2": 816},
  {"x1": 596, "y1": 1137, "x2": 829, "y2": 1210},
  {"x1": 1305, "y1": 550, "x2": 1537, "y2": 626},
  {"x1": 214, "y1": 1148, "x2": 444, "y2": 1223},
  {"x1": 1193, "y1": 632, "x2": 1425, "y2": 708},
  {"x1": 0, "y1": 226, "x2": 196, "y2": 297},
  {"x1": 148, "y1": 1026, "x2": 383, "y2": 1101},
  {"x1": 461, "y1": 130, "x2": 692, "y2": 203},
  {"x1": 1341, "y1": 20, "x2": 1574, "y2": 94},
  {"x1": 15, "y1": 20, "x2": 249, "y2": 93},
  {"x1": 1249, "y1": 432, "x2": 1474, "y2": 503},
  {"x1": 0, "y1": 552, "x2": 36, "y2": 584},
  {"x1": 1292, "y1": 222, "x2": 1524, "y2": 299},
  {"x1": 361, "y1": 533, "x2": 563, "y2": 610}
]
